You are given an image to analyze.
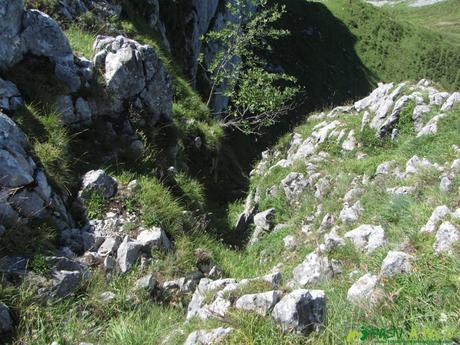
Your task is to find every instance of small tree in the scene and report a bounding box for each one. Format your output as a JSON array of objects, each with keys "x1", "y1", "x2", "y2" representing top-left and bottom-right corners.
[{"x1": 201, "y1": 0, "x2": 300, "y2": 134}]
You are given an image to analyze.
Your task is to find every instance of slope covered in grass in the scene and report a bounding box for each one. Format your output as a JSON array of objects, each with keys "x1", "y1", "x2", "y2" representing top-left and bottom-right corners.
[
  {"x1": 306, "y1": 0, "x2": 460, "y2": 91},
  {"x1": 386, "y1": 0, "x2": 460, "y2": 46}
]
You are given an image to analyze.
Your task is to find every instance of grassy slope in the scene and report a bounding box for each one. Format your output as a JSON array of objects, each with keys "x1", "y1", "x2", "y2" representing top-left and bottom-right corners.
[
  {"x1": 4, "y1": 1, "x2": 460, "y2": 344},
  {"x1": 222, "y1": 89, "x2": 460, "y2": 344},
  {"x1": 311, "y1": 0, "x2": 460, "y2": 91},
  {"x1": 386, "y1": 0, "x2": 460, "y2": 46}
]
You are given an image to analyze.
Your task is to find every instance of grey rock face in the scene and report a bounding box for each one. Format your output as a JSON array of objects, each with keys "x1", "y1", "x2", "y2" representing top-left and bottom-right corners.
[
  {"x1": 380, "y1": 251, "x2": 413, "y2": 277},
  {"x1": 22, "y1": 10, "x2": 72, "y2": 60},
  {"x1": 116, "y1": 236, "x2": 143, "y2": 273},
  {"x1": 253, "y1": 209, "x2": 276, "y2": 231},
  {"x1": 0, "y1": 78, "x2": 23, "y2": 111},
  {"x1": 235, "y1": 290, "x2": 283, "y2": 316},
  {"x1": 97, "y1": 236, "x2": 122, "y2": 256},
  {"x1": 0, "y1": 0, "x2": 25, "y2": 70},
  {"x1": 184, "y1": 327, "x2": 233, "y2": 345},
  {"x1": 249, "y1": 208, "x2": 276, "y2": 245},
  {"x1": 79, "y1": 169, "x2": 118, "y2": 200},
  {"x1": 93, "y1": 35, "x2": 172, "y2": 124},
  {"x1": 186, "y1": 278, "x2": 237, "y2": 320},
  {"x1": 0, "y1": 303, "x2": 13, "y2": 334},
  {"x1": 272, "y1": 289, "x2": 326, "y2": 334}
]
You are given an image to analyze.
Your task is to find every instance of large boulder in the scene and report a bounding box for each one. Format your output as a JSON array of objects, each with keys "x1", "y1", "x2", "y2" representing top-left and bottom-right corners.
[
  {"x1": 0, "y1": 1, "x2": 81, "y2": 91},
  {"x1": 92, "y1": 35, "x2": 172, "y2": 125},
  {"x1": 272, "y1": 289, "x2": 326, "y2": 334}
]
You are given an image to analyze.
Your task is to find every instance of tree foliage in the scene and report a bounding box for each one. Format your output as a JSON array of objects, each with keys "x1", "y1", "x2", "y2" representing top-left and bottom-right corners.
[{"x1": 201, "y1": 0, "x2": 300, "y2": 134}]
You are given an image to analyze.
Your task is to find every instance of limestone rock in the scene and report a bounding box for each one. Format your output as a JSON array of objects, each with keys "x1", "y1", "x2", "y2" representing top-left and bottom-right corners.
[
  {"x1": 93, "y1": 35, "x2": 172, "y2": 123},
  {"x1": 416, "y1": 114, "x2": 446, "y2": 137},
  {"x1": 347, "y1": 273, "x2": 380, "y2": 306},
  {"x1": 434, "y1": 221, "x2": 460, "y2": 255},
  {"x1": 420, "y1": 205, "x2": 451, "y2": 233},
  {"x1": 116, "y1": 236, "x2": 142, "y2": 273},
  {"x1": 405, "y1": 155, "x2": 442, "y2": 175},
  {"x1": 272, "y1": 289, "x2": 326, "y2": 334},
  {"x1": 339, "y1": 201, "x2": 363, "y2": 225},
  {"x1": 386, "y1": 186, "x2": 416, "y2": 196},
  {"x1": 79, "y1": 169, "x2": 118, "y2": 200},
  {"x1": 292, "y1": 252, "x2": 339, "y2": 286},
  {"x1": 441, "y1": 92, "x2": 460, "y2": 111},
  {"x1": 136, "y1": 227, "x2": 171, "y2": 252},
  {"x1": 281, "y1": 172, "x2": 309, "y2": 202},
  {"x1": 380, "y1": 251, "x2": 413, "y2": 277},
  {"x1": 235, "y1": 290, "x2": 283, "y2": 316},
  {"x1": 0, "y1": 112, "x2": 74, "y2": 229},
  {"x1": 184, "y1": 327, "x2": 233, "y2": 345},
  {"x1": 345, "y1": 224, "x2": 386, "y2": 254},
  {"x1": 253, "y1": 209, "x2": 276, "y2": 231},
  {"x1": 97, "y1": 236, "x2": 122, "y2": 256},
  {"x1": 99, "y1": 291, "x2": 116, "y2": 303},
  {"x1": 323, "y1": 229, "x2": 345, "y2": 251}
]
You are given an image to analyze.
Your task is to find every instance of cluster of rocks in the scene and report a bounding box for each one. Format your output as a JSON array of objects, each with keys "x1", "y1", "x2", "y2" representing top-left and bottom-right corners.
[
  {"x1": 242, "y1": 80, "x2": 460, "y2": 317},
  {"x1": 0, "y1": 111, "x2": 75, "y2": 232},
  {"x1": 184, "y1": 271, "x2": 326, "y2": 340}
]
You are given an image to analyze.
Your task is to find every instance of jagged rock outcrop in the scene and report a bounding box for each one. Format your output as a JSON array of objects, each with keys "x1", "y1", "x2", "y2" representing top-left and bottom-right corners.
[
  {"x1": 0, "y1": 112, "x2": 74, "y2": 231},
  {"x1": 0, "y1": 0, "x2": 84, "y2": 92},
  {"x1": 92, "y1": 35, "x2": 173, "y2": 126}
]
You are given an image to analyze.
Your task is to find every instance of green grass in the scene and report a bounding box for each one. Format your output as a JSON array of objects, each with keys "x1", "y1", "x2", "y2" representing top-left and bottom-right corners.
[
  {"x1": 65, "y1": 24, "x2": 96, "y2": 58},
  {"x1": 14, "y1": 103, "x2": 75, "y2": 193},
  {"x1": 312, "y1": 0, "x2": 460, "y2": 91},
  {"x1": 386, "y1": 0, "x2": 460, "y2": 47}
]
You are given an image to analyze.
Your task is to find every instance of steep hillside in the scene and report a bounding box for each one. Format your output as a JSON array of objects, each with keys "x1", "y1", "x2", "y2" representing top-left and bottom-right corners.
[{"x1": 1, "y1": 0, "x2": 460, "y2": 344}]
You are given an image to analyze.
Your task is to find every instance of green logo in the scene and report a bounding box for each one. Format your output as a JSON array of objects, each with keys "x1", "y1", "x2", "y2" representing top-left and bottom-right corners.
[{"x1": 346, "y1": 326, "x2": 453, "y2": 344}]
